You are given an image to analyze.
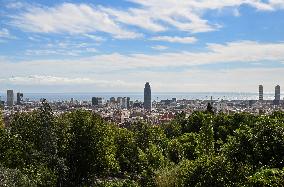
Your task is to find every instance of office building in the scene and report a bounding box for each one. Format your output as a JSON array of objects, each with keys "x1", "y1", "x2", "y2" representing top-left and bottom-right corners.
[
  {"x1": 274, "y1": 85, "x2": 281, "y2": 105},
  {"x1": 117, "y1": 97, "x2": 122, "y2": 108},
  {"x1": 127, "y1": 97, "x2": 130, "y2": 109},
  {"x1": 92, "y1": 97, "x2": 103, "y2": 107},
  {"x1": 16, "y1": 92, "x2": 24, "y2": 105},
  {"x1": 259, "y1": 85, "x2": 263, "y2": 101},
  {"x1": 133, "y1": 101, "x2": 142, "y2": 108},
  {"x1": 144, "y1": 82, "x2": 151, "y2": 111},
  {"x1": 121, "y1": 97, "x2": 128, "y2": 109},
  {"x1": 0, "y1": 96, "x2": 3, "y2": 109},
  {"x1": 110, "y1": 97, "x2": 116, "y2": 103},
  {"x1": 7, "y1": 90, "x2": 14, "y2": 107}
]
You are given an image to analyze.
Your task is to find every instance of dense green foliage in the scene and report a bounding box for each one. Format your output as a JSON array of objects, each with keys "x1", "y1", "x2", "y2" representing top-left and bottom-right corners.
[{"x1": 1, "y1": 102, "x2": 284, "y2": 186}]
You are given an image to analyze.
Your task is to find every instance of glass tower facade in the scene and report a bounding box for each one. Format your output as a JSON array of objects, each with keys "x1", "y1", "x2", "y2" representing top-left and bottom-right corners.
[
  {"x1": 274, "y1": 85, "x2": 281, "y2": 105},
  {"x1": 144, "y1": 82, "x2": 151, "y2": 111},
  {"x1": 259, "y1": 85, "x2": 263, "y2": 101},
  {"x1": 7, "y1": 90, "x2": 14, "y2": 107}
]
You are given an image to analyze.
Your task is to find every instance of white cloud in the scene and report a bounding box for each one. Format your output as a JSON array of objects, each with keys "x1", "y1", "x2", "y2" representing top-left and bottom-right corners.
[
  {"x1": 25, "y1": 49, "x2": 82, "y2": 56},
  {"x1": 124, "y1": 67, "x2": 284, "y2": 92},
  {"x1": 150, "y1": 36, "x2": 197, "y2": 44},
  {"x1": 25, "y1": 39, "x2": 99, "y2": 56},
  {"x1": 110, "y1": 0, "x2": 281, "y2": 34},
  {"x1": 6, "y1": 2, "x2": 26, "y2": 9},
  {"x1": 0, "y1": 28, "x2": 14, "y2": 39},
  {"x1": 104, "y1": 2, "x2": 218, "y2": 33},
  {"x1": 86, "y1": 48, "x2": 98, "y2": 53},
  {"x1": 127, "y1": 0, "x2": 277, "y2": 11},
  {"x1": 11, "y1": 3, "x2": 142, "y2": 39},
  {"x1": 10, "y1": 0, "x2": 284, "y2": 39},
  {"x1": 1, "y1": 41, "x2": 284, "y2": 75},
  {"x1": 205, "y1": 41, "x2": 284, "y2": 63},
  {"x1": 0, "y1": 75, "x2": 140, "y2": 91},
  {"x1": 7, "y1": 75, "x2": 92, "y2": 85},
  {"x1": 25, "y1": 48, "x2": 98, "y2": 56},
  {"x1": 6, "y1": 75, "x2": 103, "y2": 86},
  {"x1": 151, "y1": 45, "x2": 168, "y2": 51},
  {"x1": 1, "y1": 68, "x2": 284, "y2": 93},
  {"x1": 102, "y1": 7, "x2": 167, "y2": 32},
  {"x1": 28, "y1": 36, "x2": 41, "y2": 42},
  {"x1": 88, "y1": 41, "x2": 284, "y2": 69},
  {"x1": 269, "y1": 0, "x2": 284, "y2": 9},
  {"x1": 83, "y1": 34, "x2": 105, "y2": 42},
  {"x1": 1, "y1": 40, "x2": 284, "y2": 92},
  {"x1": 233, "y1": 8, "x2": 241, "y2": 17},
  {"x1": 102, "y1": 7, "x2": 166, "y2": 32}
]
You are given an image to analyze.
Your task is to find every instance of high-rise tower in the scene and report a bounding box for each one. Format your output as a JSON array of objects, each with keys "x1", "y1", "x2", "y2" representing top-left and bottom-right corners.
[
  {"x1": 144, "y1": 82, "x2": 151, "y2": 111},
  {"x1": 17, "y1": 92, "x2": 23, "y2": 105},
  {"x1": 7, "y1": 90, "x2": 14, "y2": 107},
  {"x1": 259, "y1": 85, "x2": 263, "y2": 101},
  {"x1": 274, "y1": 85, "x2": 281, "y2": 105}
]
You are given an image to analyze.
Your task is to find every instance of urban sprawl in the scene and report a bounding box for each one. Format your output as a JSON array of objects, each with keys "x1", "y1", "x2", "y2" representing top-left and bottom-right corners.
[{"x1": 1, "y1": 83, "x2": 283, "y2": 125}]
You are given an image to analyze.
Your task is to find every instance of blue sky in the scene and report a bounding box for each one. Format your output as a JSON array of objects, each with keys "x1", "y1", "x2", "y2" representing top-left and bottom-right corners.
[{"x1": 0, "y1": 0, "x2": 284, "y2": 93}]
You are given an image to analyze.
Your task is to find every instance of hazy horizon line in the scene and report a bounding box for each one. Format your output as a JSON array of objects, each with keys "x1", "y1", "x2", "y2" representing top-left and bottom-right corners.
[{"x1": 0, "y1": 91, "x2": 279, "y2": 94}]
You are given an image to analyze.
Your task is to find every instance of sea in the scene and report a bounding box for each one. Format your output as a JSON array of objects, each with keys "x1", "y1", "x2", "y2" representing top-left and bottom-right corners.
[{"x1": 0, "y1": 92, "x2": 277, "y2": 102}]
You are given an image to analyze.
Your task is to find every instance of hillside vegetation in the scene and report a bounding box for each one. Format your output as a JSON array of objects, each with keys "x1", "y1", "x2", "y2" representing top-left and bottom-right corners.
[{"x1": 1, "y1": 101, "x2": 284, "y2": 186}]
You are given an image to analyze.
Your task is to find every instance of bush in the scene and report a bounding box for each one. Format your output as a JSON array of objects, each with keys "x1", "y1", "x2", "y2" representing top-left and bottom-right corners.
[
  {"x1": 0, "y1": 167, "x2": 33, "y2": 187},
  {"x1": 246, "y1": 168, "x2": 284, "y2": 187}
]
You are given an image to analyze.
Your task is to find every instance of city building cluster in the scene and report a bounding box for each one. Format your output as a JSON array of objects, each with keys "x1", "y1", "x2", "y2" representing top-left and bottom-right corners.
[{"x1": 0, "y1": 83, "x2": 283, "y2": 125}]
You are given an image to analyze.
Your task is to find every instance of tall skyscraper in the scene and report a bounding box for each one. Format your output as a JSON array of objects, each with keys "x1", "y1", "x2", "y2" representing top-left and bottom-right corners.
[
  {"x1": 121, "y1": 97, "x2": 128, "y2": 109},
  {"x1": 16, "y1": 92, "x2": 24, "y2": 105},
  {"x1": 110, "y1": 97, "x2": 116, "y2": 103},
  {"x1": 144, "y1": 82, "x2": 151, "y2": 111},
  {"x1": 117, "y1": 97, "x2": 123, "y2": 108},
  {"x1": 127, "y1": 97, "x2": 130, "y2": 109},
  {"x1": 259, "y1": 85, "x2": 263, "y2": 101},
  {"x1": 7, "y1": 90, "x2": 14, "y2": 107},
  {"x1": 274, "y1": 85, "x2": 281, "y2": 105},
  {"x1": 0, "y1": 96, "x2": 3, "y2": 108}
]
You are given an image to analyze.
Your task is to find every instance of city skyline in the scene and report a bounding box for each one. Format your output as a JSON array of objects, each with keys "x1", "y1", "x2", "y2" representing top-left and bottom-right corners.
[
  {"x1": 1, "y1": 83, "x2": 282, "y2": 104},
  {"x1": 0, "y1": 0, "x2": 284, "y2": 92}
]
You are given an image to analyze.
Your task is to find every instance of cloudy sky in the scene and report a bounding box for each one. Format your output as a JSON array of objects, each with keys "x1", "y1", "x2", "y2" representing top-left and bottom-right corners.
[{"x1": 0, "y1": 0, "x2": 284, "y2": 93}]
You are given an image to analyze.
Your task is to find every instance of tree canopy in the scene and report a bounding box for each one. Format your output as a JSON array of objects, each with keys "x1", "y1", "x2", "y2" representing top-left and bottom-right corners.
[{"x1": 1, "y1": 102, "x2": 284, "y2": 186}]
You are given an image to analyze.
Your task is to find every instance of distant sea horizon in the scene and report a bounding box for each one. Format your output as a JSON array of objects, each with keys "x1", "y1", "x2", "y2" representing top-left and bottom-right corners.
[{"x1": 0, "y1": 92, "x2": 279, "y2": 102}]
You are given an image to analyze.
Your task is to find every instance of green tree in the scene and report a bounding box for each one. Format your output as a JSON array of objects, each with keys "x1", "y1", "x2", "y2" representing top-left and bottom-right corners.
[
  {"x1": 250, "y1": 117, "x2": 284, "y2": 168},
  {"x1": 162, "y1": 120, "x2": 182, "y2": 139},
  {"x1": 59, "y1": 110, "x2": 119, "y2": 186},
  {"x1": 167, "y1": 139, "x2": 183, "y2": 163},
  {"x1": 130, "y1": 122, "x2": 167, "y2": 151},
  {"x1": 162, "y1": 112, "x2": 186, "y2": 138},
  {"x1": 223, "y1": 117, "x2": 284, "y2": 170},
  {"x1": 155, "y1": 155, "x2": 237, "y2": 187},
  {"x1": 0, "y1": 127, "x2": 26, "y2": 169},
  {"x1": 115, "y1": 128, "x2": 140, "y2": 175},
  {"x1": 206, "y1": 103, "x2": 214, "y2": 114},
  {"x1": 139, "y1": 144, "x2": 167, "y2": 187},
  {"x1": 181, "y1": 112, "x2": 205, "y2": 134},
  {"x1": 7, "y1": 100, "x2": 66, "y2": 186},
  {"x1": 0, "y1": 167, "x2": 33, "y2": 187},
  {"x1": 167, "y1": 133, "x2": 197, "y2": 163},
  {"x1": 246, "y1": 168, "x2": 284, "y2": 187},
  {"x1": 0, "y1": 109, "x2": 3, "y2": 128},
  {"x1": 195, "y1": 115, "x2": 215, "y2": 156}
]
